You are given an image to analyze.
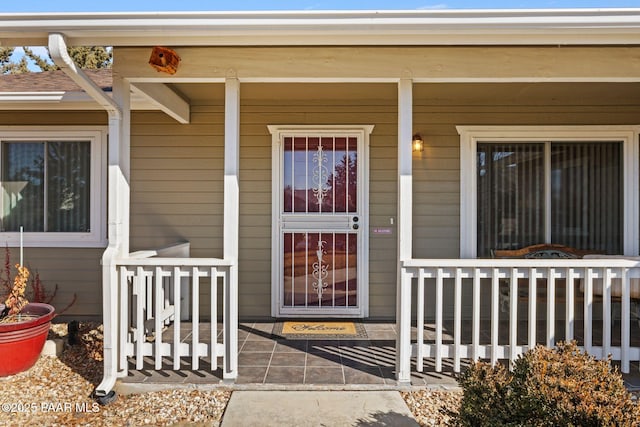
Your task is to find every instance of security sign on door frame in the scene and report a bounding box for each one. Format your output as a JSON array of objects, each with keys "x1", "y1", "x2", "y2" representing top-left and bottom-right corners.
[{"x1": 269, "y1": 125, "x2": 373, "y2": 318}]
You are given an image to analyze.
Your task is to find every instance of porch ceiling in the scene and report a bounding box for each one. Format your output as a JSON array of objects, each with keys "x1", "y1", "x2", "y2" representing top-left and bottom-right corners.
[
  {"x1": 413, "y1": 82, "x2": 640, "y2": 106},
  {"x1": 167, "y1": 82, "x2": 640, "y2": 107}
]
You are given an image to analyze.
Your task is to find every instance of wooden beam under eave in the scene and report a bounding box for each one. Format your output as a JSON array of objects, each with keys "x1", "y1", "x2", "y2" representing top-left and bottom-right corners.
[
  {"x1": 131, "y1": 83, "x2": 190, "y2": 124},
  {"x1": 115, "y1": 46, "x2": 640, "y2": 82}
]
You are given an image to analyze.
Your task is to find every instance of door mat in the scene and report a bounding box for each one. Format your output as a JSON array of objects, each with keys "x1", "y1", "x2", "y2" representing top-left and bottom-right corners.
[{"x1": 272, "y1": 321, "x2": 368, "y2": 339}]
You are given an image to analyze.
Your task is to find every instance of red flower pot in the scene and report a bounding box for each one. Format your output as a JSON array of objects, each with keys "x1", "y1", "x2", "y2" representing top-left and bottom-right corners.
[{"x1": 0, "y1": 303, "x2": 55, "y2": 377}]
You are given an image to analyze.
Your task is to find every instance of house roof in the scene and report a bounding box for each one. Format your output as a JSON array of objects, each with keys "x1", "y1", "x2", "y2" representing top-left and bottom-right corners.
[
  {"x1": 0, "y1": 69, "x2": 111, "y2": 92},
  {"x1": 0, "y1": 9, "x2": 639, "y2": 47}
]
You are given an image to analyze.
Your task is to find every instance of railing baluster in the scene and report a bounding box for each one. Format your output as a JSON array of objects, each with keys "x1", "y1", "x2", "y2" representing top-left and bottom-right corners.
[
  {"x1": 621, "y1": 268, "x2": 630, "y2": 373},
  {"x1": 435, "y1": 268, "x2": 443, "y2": 372},
  {"x1": 211, "y1": 267, "x2": 218, "y2": 371},
  {"x1": 566, "y1": 267, "x2": 575, "y2": 342},
  {"x1": 154, "y1": 267, "x2": 163, "y2": 370},
  {"x1": 584, "y1": 267, "x2": 593, "y2": 355},
  {"x1": 528, "y1": 267, "x2": 537, "y2": 351},
  {"x1": 192, "y1": 267, "x2": 200, "y2": 369},
  {"x1": 173, "y1": 267, "x2": 182, "y2": 370},
  {"x1": 547, "y1": 267, "x2": 555, "y2": 348},
  {"x1": 416, "y1": 268, "x2": 425, "y2": 372},
  {"x1": 472, "y1": 269, "x2": 480, "y2": 362},
  {"x1": 146, "y1": 270, "x2": 153, "y2": 321},
  {"x1": 603, "y1": 267, "x2": 612, "y2": 360},
  {"x1": 509, "y1": 268, "x2": 518, "y2": 366},
  {"x1": 135, "y1": 266, "x2": 145, "y2": 370},
  {"x1": 491, "y1": 268, "x2": 499, "y2": 366},
  {"x1": 454, "y1": 268, "x2": 462, "y2": 372}
]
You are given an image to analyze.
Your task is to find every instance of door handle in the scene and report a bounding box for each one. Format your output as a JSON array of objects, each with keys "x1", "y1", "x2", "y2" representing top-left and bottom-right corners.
[
  {"x1": 352, "y1": 224, "x2": 359, "y2": 230},
  {"x1": 353, "y1": 216, "x2": 359, "y2": 222}
]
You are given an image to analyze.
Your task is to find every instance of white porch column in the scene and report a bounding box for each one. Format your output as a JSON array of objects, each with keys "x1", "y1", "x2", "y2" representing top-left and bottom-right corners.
[
  {"x1": 396, "y1": 78, "x2": 413, "y2": 385},
  {"x1": 111, "y1": 77, "x2": 131, "y2": 256},
  {"x1": 223, "y1": 77, "x2": 240, "y2": 380},
  {"x1": 96, "y1": 75, "x2": 130, "y2": 396}
]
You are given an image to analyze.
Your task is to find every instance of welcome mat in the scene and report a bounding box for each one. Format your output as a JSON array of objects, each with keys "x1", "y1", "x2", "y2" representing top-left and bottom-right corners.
[{"x1": 272, "y1": 321, "x2": 368, "y2": 339}]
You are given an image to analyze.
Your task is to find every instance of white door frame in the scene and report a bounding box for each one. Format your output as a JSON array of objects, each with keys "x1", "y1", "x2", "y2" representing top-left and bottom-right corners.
[{"x1": 269, "y1": 125, "x2": 373, "y2": 318}]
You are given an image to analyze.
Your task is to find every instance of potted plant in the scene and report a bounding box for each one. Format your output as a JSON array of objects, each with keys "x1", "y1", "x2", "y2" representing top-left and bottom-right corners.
[{"x1": 0, "y1": 264, "x2": 55, "y2": 377}]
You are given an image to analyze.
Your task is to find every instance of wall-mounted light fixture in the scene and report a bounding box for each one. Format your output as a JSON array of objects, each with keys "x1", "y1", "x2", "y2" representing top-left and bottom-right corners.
[{"x1": 412, "y1": 134, "x2": 424, "y2": 152}]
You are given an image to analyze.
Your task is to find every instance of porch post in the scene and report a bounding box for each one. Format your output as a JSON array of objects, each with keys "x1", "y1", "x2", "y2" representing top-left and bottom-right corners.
[
  {"x1": 223, "y1": 77, "x2": 240, "y2": 380},
  {"x1": 396, "y1": 77, "x2": 413, "y2": 385},
  {"x1": 96, "y1": 75, "x2": 131, "y2": 395},
  {"x1": 112, "y1": 78, "x2": 131, "y2": 256}
]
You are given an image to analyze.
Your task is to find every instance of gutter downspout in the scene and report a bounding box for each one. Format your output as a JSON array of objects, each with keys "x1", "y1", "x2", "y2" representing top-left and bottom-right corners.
[
  {"x1": 49, "y1": 33, "x2": 124, "y2": 403},
  {"x1": 48, "y1": 33, "x2": 120, "y2": 116}
]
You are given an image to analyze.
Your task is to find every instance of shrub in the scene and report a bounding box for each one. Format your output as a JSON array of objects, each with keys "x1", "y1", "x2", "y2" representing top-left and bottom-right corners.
[{"x1": 454, "y1": 342, "x2": 640, "y2": 427}]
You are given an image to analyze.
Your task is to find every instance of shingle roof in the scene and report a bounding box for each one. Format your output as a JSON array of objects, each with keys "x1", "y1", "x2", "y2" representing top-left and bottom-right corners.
[{"x1": 0, "y1": 69, "x2": 112, "y2": 92}]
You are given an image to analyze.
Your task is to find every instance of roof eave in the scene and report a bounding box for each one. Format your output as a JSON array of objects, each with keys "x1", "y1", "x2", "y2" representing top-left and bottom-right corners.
[
  {"x1": 1, "y1": 9, "x2": 640, "y2": 46},
  {"x1": 0, "y1": 91, "x2": 156, "y2": 110}
]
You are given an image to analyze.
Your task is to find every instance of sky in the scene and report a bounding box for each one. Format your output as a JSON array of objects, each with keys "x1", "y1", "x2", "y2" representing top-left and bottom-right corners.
[{"x1": 0, "y1": 0, "x2": 639, "y2": 12}]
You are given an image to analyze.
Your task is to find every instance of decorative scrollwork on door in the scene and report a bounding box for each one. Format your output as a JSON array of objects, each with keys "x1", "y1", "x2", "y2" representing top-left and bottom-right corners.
[
  {"x1": 312, "y1": 143, "x2": 329, "y2": 209},
  {"x1": 312, "y1": 239, "x2": 330, "y2": 300}
]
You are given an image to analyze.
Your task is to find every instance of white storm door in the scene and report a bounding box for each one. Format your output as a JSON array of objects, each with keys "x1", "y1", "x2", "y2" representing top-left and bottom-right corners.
[{"x1": 270, "y1": 127, "x2": 371, "y2": 317}]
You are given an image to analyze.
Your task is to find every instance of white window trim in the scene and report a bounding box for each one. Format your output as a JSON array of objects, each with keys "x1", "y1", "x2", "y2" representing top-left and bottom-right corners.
[
  {"x1": 458, "y1": 125, "x2": 640, "y2": 258},
  {"x1": 0, "y1": 126, "x2": 107, "y2": 248}
]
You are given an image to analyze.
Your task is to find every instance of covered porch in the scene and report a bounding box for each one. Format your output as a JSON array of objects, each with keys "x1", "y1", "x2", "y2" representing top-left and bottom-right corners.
[
  {"x1": 102, "y1": 66, "x2": 640, "y2": 392},
  {"x1": 1, "y1": 11, "x2": 639, "y2": 395},
  {"x1": 117, "y1": 316, "x2": 640, "y2": 389}
]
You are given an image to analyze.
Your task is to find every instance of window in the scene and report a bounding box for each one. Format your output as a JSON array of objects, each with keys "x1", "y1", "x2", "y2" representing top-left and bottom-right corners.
[
  {"x1": 459, "y1": 126, "x2": 639, "y2": 258},
  {"x1": 0, "y1": 127, "x2": 107, "y2": 247}
]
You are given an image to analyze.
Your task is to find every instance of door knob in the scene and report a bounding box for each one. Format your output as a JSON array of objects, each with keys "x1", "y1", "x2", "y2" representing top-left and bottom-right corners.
[
  {"x1": 353, "y1": 224, "x2": 359, "y2": 230},
  {"x1": 353, "y1": 216, "x2": 359, "y2": 222}
]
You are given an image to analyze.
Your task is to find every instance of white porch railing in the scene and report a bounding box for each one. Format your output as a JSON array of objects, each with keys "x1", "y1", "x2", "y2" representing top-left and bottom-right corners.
[
  {"x1": 400, "y1": 258, "x2": 640, "y2": 379},
  {"x1": 113, "y1": 251, "x2": 235, "y2": 378}
]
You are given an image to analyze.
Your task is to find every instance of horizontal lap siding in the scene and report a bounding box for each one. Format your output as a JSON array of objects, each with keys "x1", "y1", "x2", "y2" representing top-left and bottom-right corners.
[{"x1": 130, "y1": 110, "x2": 224, "y2": 257}]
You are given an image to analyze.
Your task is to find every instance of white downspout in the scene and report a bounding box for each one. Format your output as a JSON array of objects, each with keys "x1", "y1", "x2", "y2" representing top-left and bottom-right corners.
[
  {"x1": 48, "y1": 33, "x2": 120, "y2": 116},
  {"x1": 49, "y1": 33, "x2": 126, "y2": 401}
]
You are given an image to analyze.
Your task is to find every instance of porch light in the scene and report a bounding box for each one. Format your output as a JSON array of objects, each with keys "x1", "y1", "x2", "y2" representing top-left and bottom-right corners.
[{"x1": 412, "y1": 134, "x2": 424, "y2": 152}]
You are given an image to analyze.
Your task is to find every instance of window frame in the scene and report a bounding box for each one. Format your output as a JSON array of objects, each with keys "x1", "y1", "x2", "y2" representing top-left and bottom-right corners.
[
  {"x1": 0, "y1": 126, "x2": 107, "y2": 248},
  {"x1": 458, "y1": 125, "x2": 639, "y2": 258}
]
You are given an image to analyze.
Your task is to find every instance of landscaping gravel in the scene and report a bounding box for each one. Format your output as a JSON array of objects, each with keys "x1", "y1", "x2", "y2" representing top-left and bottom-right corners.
[
  {"x1": 0, "y1": 322, "x2": 230, "y2": 426},
  {"x1": 402, "y1": 389, "x2": 462, "y2": 427}
]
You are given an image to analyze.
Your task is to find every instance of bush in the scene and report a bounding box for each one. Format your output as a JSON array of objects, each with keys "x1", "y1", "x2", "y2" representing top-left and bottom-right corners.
[{"x1": 454, "y1": 342, "x2": 640, "y2": 427}]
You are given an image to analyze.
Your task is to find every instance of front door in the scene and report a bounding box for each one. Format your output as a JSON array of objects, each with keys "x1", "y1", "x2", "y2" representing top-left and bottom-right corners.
[{"x1": 270, "y1": 126, "x2": 372, "y2": 317}]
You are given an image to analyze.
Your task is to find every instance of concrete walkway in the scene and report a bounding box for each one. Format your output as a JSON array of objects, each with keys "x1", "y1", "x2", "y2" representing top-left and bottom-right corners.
[{"x1": 220, "y1": 390, "x2": 420, "y2": 427}]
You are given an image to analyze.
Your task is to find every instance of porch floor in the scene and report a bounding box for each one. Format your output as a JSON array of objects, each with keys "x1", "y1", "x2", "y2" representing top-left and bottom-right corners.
[{"x1": 119, "y1": 320, "x2": 640, "y2": 390}]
